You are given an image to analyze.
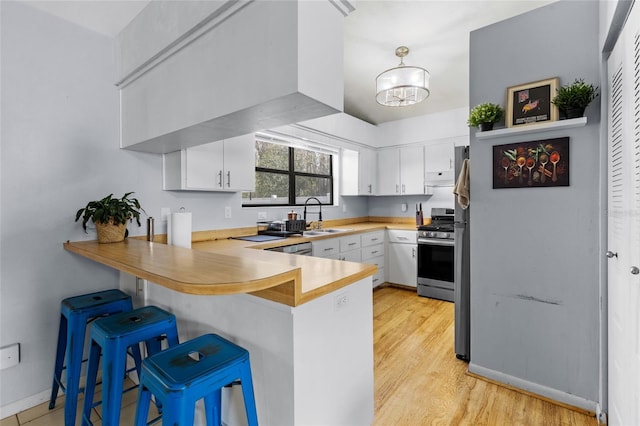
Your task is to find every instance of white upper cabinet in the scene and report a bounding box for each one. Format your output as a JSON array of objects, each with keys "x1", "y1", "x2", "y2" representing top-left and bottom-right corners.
[
  {"x1": 425, "y1": 141, "x2": 455, "y2": 186},
  {"x1": 377, "y1": 146, "x2": 425, "y2": 195},
  {"x1": 163, "y1": 134, "x2": 255, "y2": 192},
  {"x1": 118, "y1": 1, "x2": 351, "y2": 153},
  {"x1": 359, "y1": 147, "x2": 377, "y2": 195},
  {"x1": 377, "y1": 149, "x2": 401, "y2": 195}
]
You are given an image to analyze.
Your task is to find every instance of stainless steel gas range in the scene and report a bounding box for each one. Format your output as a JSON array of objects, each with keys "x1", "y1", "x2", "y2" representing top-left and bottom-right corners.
[{"x1": 417, "y1": 208, "x2": 455, "y2": 302}]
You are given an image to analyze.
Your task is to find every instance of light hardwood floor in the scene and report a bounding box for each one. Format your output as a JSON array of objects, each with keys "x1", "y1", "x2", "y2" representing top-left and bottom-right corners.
[
  {"x1": 1, "y1": 286, "x2": 599, "y2": 425},
  {"x1": 373, "y1": 286, "x2": 598, "y2": 425}
]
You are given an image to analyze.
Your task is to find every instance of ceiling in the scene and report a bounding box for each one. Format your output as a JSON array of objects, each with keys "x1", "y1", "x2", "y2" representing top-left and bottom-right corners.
[{"x1": 23, "y1": 0, "x2": 555, "y2": 126}]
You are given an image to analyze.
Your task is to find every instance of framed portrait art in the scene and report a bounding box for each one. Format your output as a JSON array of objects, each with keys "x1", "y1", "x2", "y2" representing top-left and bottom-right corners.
[{"x1": 506, "y1": 77, "x2": 559, "y2": 128}]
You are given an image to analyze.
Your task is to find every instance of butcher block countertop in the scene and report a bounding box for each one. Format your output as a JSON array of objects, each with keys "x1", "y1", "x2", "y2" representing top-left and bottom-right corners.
[{"x1": 64, "y1": 218, "x2": 417, "y2": 307}]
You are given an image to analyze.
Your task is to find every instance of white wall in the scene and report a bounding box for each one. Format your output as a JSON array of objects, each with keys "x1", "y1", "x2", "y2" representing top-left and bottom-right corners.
[
  {"x1": 0, "y1": 2, "x2": 367, "y2": 415},
  {"x1": 468, "y1": 0, "x2": 602, "y2": 412}
]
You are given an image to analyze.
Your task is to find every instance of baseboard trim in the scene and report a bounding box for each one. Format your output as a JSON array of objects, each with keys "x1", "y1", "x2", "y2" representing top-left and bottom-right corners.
[
  {"x1": 468, "y1": 363, "x2": 598, "y2": 417},
  {"x1": 0, "y1": 388, "x2": 52, "y2": 419}
]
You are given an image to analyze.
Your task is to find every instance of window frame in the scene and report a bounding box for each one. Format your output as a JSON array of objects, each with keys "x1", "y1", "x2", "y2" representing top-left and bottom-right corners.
[{"x1": 242, "y1": 143, "x2": 334, "y2": 207}]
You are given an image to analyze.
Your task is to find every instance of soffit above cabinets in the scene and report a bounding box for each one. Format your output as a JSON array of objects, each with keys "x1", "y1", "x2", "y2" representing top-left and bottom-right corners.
[{"x1": 118, "y1": 0, "x2": 353, "y2": 153}]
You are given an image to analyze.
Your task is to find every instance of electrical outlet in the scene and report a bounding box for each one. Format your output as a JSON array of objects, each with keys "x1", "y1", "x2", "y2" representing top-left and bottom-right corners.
[
  {"x1": 0, "y1": 343, "x2": 20, "y2": 370},
  {"x1": 160, "y1": 207, "x2": 171, "y2": 222},
  {"x1": 257, "y1": 211, "x2": 267, "y2": 220},
  {"x1": 342, "y1": 203, "x2": 347, "y2": 213},
  {"x1": 334, "y1": 292, "x2": 349, "y2": 311},
  {"x1": 224, "y1": 206, "x2": 232, "y2": 219}
]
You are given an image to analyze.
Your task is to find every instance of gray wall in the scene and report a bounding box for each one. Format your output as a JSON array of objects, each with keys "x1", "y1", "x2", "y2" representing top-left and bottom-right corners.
[
  {"x1": 0, "y1": 2, "x2": 368, "y2": 411},
  {"x1": 468, "y1": 0, "x2": 602, "y2": 407}
]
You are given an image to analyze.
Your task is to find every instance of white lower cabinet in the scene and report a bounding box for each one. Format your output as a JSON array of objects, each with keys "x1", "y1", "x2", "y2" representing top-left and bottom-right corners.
[
  {"x1": 387, "y1": 230, "x2": 417, "y2": 288},
  {"x1": 312, "y1": 238, "x2": 340, "y2": 259},
  {"x1": 361, "y1": 230, "x2": 385, "y2": 288},
  {"x1": 311, "y1": 231, "x2": 386, "y2": 288}
]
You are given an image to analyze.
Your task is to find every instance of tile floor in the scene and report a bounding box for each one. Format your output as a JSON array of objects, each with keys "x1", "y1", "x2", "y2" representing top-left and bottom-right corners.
[{"x1": 0, "y1": 378, "x2": 159, "y2": 426}]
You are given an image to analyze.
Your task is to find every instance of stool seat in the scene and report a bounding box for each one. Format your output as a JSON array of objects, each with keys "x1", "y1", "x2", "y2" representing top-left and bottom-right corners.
[
  {"x1": 82, "y1": 306, "x2": 179, "y2": 426},
  {"x1": 135, "y1": 333, "x2": 258, "y2": 426},
  {"x1": 49, "y1": 289, "x2": 134, "y2": 426}
]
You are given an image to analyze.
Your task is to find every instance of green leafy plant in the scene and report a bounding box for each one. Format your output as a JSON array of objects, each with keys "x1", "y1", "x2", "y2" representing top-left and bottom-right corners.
[
  {"x1": 467, "y1": 103, "x2": 504, "y2": 127},
  {"x1": 551, "y1": 78, "x2": 599, "y2": 111},
  {"x1": 75, "y1": 192, "x2": 145, "y2": 233}
]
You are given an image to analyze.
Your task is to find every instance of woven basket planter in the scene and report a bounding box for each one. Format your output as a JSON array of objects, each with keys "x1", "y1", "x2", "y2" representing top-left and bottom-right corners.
[{"x1": 95, "y1": 220, "x2": 127, "y2": 243}]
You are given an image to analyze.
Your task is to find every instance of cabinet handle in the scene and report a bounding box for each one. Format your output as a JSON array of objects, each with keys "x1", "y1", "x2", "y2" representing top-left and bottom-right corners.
[
  {"x1": 368, "y1": 184, "x2": 372, "y2": 194},
  {"x1": 348, "y1": 242, "x2": 357, "y2": 246},
  {"x1": 412, "y1": 248, "x2": 416, "y2": 258},
  {"x1": 218, "y1": 170, "x2": 223, "y2": 187},
  {"x1": 396, "y1": 184, "x2": 399, "y2": 193},
  {"x1": 371, "y1": 238, "x2": 378, "y2": 241},
  {"x1": 402, "y1": 184, "x2": 406, "y2": 193},
  {"x1": 371, "y1": 250, "x2": 378, "y2": 254},
  {"x1": 324, "y1": 248, "x2": 334, "y2": 252},
  {"x1": 226, "y1": 171, "x2": 231, "y2": 187}
]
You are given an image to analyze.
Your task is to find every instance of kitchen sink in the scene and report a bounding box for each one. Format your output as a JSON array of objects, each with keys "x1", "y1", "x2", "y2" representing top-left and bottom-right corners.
[
  {"x1": 302, "y1": 228, "x2": 354, "y2": 237},
  {"x1": 302, "y1": 231, "x2": 327, "y2": 236}
]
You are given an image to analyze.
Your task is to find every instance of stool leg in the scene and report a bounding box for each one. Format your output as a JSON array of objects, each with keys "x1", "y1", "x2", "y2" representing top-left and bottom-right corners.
[
  {"x1": 239, "y1": 363, "x2": 259, "y2": 426},
  {"x1": 100, "y1": 342, "x2": 128, "y2": 426},
  {"x1": 162, "y1": 396, "x2": 194, "y2": 426},
  {"x1": 49, "y1": 314, "x2": 67, "y2": 409},
  {"x1": 204, "y1": 390, "x2": 222, "y2": 426},
  {"x1": 82, "y1": 339, "x2": 101, "y2": 426},
  {"x1": 134, "y1": 384, "x2": 153, "y2": 426},
  {"x1": 65, "y1": 313, "x2": 88, "y2": 426}
]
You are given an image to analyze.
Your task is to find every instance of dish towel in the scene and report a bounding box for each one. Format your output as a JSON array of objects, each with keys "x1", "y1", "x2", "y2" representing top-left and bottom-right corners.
[{"x1": 453, "y1": 158, "x2": 470, "y2": 209}]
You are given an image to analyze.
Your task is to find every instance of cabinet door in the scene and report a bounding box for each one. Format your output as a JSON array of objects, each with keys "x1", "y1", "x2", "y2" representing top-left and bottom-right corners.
[
  {"x1": 377, "y1": 149, "x2": 400, "y2": 195},
  {"x1": 387, "y1": 243, "x2": 417, "y2": 287},
  {"x1": 362, "y1": 243, "x2": 384, "y2": 261},
  {"x1": 400, "y1": 145, "x2": 424, "y2": 195},
  {"x1": 185, "y1": 141, "x2": 224, "y2": 189},
  {"x1": 340, "y1": 249, "x2": 362, "y2": 262},
  {"x1": 312, "y1": 238, "x2": 340, "y2": 258},
  {"x1": 361, "y1": 231, "x2": 384, "y2": 247},
  {"x1": 340, "y1": 149, "x2": 359, "y2": 196},
  {"x1": 425, "y1": 141, "x2": 455, "y2": 186},
  {"x1": 359, "y1": 147, "x2": 377, "y2": 195},
  {"x1": 223, "y1": 134, "x2": 255, "y2": 191}
]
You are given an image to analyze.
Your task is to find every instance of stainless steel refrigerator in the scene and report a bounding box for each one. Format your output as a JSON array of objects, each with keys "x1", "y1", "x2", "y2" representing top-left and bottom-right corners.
[{"x1": 454, "y1": 146, "x2": 470, "y2": 361}]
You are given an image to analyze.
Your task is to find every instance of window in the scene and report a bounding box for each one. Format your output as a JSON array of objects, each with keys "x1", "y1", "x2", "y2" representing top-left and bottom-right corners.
[{"x1": 242, "y1": 138, "x2": 334, "y2": 206}]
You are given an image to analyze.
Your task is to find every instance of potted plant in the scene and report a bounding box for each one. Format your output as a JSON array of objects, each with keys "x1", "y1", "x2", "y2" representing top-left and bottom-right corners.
[
  {"x1": 75, "y1": 192, "x2": 145, "y2": 243},
  {"x1": 468, "y1": 103, "x2": 504, "y2": 131},
  {"x1": 551, "y1": 78, "x2": 598, "y2": 119}
]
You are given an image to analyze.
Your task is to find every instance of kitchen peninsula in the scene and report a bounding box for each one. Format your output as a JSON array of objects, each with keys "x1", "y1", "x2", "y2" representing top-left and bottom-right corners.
[{"x1": 63, "y1": 225, "x2": 384, "y2": 425}]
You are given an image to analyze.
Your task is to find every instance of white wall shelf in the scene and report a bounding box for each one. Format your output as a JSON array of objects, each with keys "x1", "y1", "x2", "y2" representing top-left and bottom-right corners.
[{"x1": 475, "y1": 117, "x2": 587, "y2": 140}]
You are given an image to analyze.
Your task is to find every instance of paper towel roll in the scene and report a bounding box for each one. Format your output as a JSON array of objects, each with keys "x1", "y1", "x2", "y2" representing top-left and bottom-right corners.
[{"x1": 168, "y1": 212, "x2": 192, "y2": 249}]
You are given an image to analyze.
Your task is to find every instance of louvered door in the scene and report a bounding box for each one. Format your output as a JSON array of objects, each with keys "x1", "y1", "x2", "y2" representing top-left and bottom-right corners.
[{"x1": 607, "y1": 3, "x2": 640, "y2": 424}]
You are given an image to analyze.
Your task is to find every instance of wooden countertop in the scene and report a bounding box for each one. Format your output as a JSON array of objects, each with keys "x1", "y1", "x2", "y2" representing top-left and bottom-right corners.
[{"x1": 64, "y1": 220, "x2": 417, "y2": 307}]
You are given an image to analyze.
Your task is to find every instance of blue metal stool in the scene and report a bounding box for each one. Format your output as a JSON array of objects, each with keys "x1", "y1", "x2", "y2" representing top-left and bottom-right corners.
[
  {"x1": 82, "y1": 305, "x2": 179, "y2": 426},
  {"x1": 134, "y1": 333, "x2": 258, "y2": 426},
  {"x1": 49, "y1": 289, "x2": 134, "y2": 426}
]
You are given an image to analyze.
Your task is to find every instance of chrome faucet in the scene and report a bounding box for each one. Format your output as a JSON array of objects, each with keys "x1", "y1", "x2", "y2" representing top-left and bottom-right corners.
[{"x1": 303, "y1": 197, "x2": 323, "y2": 229}]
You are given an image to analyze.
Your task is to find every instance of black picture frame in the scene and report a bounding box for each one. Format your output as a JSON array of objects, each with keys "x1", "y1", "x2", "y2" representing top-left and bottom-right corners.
[{"x1": 493, "y1": 137, "x2": 569, "y2": 189}]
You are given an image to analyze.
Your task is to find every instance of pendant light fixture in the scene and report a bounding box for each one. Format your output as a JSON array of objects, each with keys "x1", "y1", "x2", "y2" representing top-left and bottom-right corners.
[{"x1": 376, "y1": 46, "x2": 430, "y2": 107}]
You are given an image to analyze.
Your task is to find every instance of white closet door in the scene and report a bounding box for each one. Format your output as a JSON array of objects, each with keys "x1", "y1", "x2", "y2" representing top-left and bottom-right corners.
[{"x1": 607, "y1": 3, "x2": 640, "y2": 425}]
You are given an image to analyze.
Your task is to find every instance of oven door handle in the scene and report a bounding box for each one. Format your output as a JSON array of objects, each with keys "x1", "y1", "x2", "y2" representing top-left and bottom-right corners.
[{"x1": 417, "y1": 238, "x2": 454, "y2": 247}]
